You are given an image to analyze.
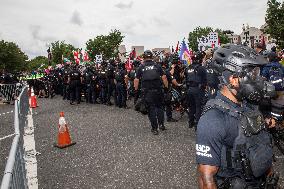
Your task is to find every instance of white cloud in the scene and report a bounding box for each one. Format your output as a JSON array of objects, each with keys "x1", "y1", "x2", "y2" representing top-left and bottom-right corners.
[{"x1": 0, "y1": 0, "x2": 268, "y2": 58}]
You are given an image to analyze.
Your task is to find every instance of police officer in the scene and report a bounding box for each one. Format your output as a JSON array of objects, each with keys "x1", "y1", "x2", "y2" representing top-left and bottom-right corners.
[
  {"x1": 68, "y1": 65, "x2": 82, "y2": 105},
  {"x1": 261, "y1": 52, "x2": 284, "y2": 99},
  {"x1": 196, "y1": 44, "x2": 278, "y2": 189},
  {"x1": 89, "y1": 68, "x2": 99, "y2": 104},
  {"x1": 115, "y1": 62, "x2": 128, "y2": 108},
  {"x1": 134, "y1": 50, "x2": 169, "y2": 135},
  {"x1": 205, "y1": 58, "x2": 220, "y2": 99},
  {"x1": 98, "y1": 62, "x2": 108, "y2": 104},
  {"x1": 83, "y1": 66, "x2": 95, "y2": 103},
  {"x1": 106, "y1": 60, "x2": 116, "y2": 106},
  {"x1": 185, "y1": 51, "x2": 207, "y2": 128},
  {"x1": 62, "y1": 65, "x2": 71, "y2": 100}
]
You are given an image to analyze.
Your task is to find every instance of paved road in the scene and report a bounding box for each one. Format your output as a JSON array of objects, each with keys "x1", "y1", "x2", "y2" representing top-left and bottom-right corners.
[
  {"x1": 0, "y1": 104, "x2": 15, "y2": 180},
  {"x1": 32, "y1": 96, "x2": 283, "y2": 188}
]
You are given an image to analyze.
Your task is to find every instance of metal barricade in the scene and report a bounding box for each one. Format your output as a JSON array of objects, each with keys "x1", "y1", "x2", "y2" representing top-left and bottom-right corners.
[
  {"x1": 1, "y1": 86, "x2": 29, "y2": 189},
  {"x1": 0, "y1": 84, "x2": 23, "y2": 103}
]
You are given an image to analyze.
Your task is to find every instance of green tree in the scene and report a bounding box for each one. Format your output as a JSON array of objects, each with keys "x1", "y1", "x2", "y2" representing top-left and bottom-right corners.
[
  {"x1": 50, "y1": 41, "x2": 76, "y2": 65},
  {"x1": 215, "y1": 28, "x2": 230, "y2": 45},
  {"x1": 188, "y1": 27, "x2": 230, "y2": 51},
  {"x1": 0, "y1": 40, "x2": 28, "y2": 73},
  {"x1": 265, "y1": 0, "x2": 284, "y2": 48},
  {"x1": 86, "y1": 29, "x2": 124, "y2": 61},
  {"x1": 27, "y1": 56, "x2": 48, "y2": 71}
]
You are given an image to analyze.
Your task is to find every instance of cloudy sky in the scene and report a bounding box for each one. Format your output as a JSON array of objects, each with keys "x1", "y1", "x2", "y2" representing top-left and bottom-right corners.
[{"x1": 0, "y1": 0, "x2": 268, "y2": 59}]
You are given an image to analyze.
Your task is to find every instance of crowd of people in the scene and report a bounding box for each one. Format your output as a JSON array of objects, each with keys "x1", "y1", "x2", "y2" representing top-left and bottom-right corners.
[{"x1": 24, "y1": 43, "x2": 284, "y2": 188}]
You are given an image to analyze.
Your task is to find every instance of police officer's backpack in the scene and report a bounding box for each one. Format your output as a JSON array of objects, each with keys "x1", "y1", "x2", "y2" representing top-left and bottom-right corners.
[
  {"x1": 115, "y1": 70, "x2": 124, "y2": 83},
  {"x1": 141, "y1": 63, "x2": 160, "y2": 81},
  {"x1": 134, "y1": 98, "x2": 148, "y2": 114},
  {"x1": 186, "y1": 64, "x2": 201, "y2": 85},
  {"x1": 268, "y1": 65, "x2": 284, "y2": 91},
  {"x1": 203, "y1": 99, "x2": 273, "y2": 179}
]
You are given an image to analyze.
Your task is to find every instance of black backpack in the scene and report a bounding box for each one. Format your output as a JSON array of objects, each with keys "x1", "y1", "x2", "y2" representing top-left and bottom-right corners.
[{"x1": 186, "y1": 64, "x2": 201, "y2": 84}]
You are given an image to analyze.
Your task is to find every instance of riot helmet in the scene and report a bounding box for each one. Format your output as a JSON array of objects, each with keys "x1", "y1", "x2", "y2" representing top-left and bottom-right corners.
[
  {"x1": 143, "y1": 50, "x2": 153, "y2": 59},
  {"x1": 212, "y1": 44, "x2": 275, "y2": 104}
]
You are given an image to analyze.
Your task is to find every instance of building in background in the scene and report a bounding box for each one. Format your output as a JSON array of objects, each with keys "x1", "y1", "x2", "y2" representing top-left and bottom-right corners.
[
  {"x1": 227, "y1": 24, "x2": 276, "y2": 49},
  {"x1": 131, "y1": 46, "x2": 144, "y2": 57}
]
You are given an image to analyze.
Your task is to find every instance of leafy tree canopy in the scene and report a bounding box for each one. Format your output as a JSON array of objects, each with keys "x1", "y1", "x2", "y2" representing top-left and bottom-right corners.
[
  {"x1": 50, "y1": 41, "x2": 76, "y2": 65},
  {"x1": 0, "y1": 40, "x2": 28, "y2": 73},
  {"x1": 265, "y1": 0, "x2": 284, "y2": 48},
  {"x1": 86, "y1": 29, "x2": 124, "y2": 61},
  {"x1": 27, "y1": 56, "x2": 48, "y2": 71}
]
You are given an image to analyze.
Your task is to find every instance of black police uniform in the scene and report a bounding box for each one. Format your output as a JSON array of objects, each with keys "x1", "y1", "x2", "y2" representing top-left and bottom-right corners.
[
  {"x1": 98, "y1": 66, "x2": 107, "y2": 104},
  {"x1": 196, "y1": 92, "x2": 274, "y2": 188},
  {"x1": 115, "y1": 68, "x2": 127, "y2": 108},
  {"x1": 69, "y1": 69, "x2": 81, "y2": 104},
  {"x1": 136, "y1": 60, "x2": 165, "y2": 132},
  {"x1": 89, "y1": 71, "x2": 99, "y2": 104},
  {"x1": 106, "y1": 63, "x2": 116, "y2": 105},
  {"x1": 205, "y1": 59, "x2": 220, "y2": 99},
  {"x1": 62, "y1": 68, "x2": 70, "y2": 100},
  {"x1": 185, "y1": 62, "x2": 207, "y2": 128},
  {"x1": 84, "y1": 68, "x2": 94, "y2": 103}
]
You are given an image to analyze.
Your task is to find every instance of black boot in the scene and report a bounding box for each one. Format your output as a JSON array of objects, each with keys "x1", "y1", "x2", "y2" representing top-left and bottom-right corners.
[
  {"x1": 151, "y1": 129, "x2": 159, "y2": 135},
  {"x1": 159, "y1": 124, "x2": 166, "y2": 131}
]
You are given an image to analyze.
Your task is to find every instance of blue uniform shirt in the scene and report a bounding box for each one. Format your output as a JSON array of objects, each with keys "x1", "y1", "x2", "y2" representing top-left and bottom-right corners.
[
  {"x1": 196, "y1": 92, "x2": 241, "y2": 167},
  {"x1": 261, "y1": 61, "x2": 284, "y2": 80}
]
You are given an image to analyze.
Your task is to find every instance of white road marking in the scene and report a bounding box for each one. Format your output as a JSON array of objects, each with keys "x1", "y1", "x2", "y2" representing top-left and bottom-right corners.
[
  {"x1": 23, "y1": 108, "x2": 38, "y2": 189},
  {"x1": 0, "y1": 110, "x2": 13, "y2": 116},
  {"x1": 0, "y1": 133, "x2": 15, "y2": 141}
]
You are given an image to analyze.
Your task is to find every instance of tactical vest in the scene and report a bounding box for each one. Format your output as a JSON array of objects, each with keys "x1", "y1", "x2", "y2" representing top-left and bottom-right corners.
[
  {"x1": 203, "y1": 99, "x2": 273, "y2": 180},
  {"x1": 63, "y1": 70, "x2": 69, "y2": 83},
  {"x1": 141, "y1": 62, "x2": 160, "y2": 82},
  {"x1": 99, "y1": 70, "x2": 107, "y2": 79},
  {"x1": 71, "y1": 71, "x2": 80, "y2": 80},
  {"x1": 186, "y1": 64, "x2": 201, "y2": 86},
  {"x1": 115, "y1": 69, "x2": 124, "y2": 82}
]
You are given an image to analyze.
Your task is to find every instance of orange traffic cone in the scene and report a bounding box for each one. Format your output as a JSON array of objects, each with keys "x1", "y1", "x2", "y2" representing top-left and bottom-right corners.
[
  {"x1": 30, "y1": 87, "x2": 37, "y2": 108},
  {"x1": 54, "y1": 112, "x2": 76, "y2": 149}
]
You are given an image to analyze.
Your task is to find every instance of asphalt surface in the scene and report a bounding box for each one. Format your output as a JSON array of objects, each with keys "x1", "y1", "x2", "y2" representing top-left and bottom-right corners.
[
  {"x1": 0, "y1": 103, "x2": 15, "y2": 180},
  {"x1": 31, "y1": 96, "x2": 284, "y2": 189}
]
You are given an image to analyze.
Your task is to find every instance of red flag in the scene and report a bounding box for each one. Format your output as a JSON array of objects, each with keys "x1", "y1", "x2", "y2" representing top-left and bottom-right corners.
[
  {"x1": 83, "y1": 51, "x2": 89, "y2": 61},
  {"x1": 175, "y1": 41, "x2": 180, "y2": 53}
]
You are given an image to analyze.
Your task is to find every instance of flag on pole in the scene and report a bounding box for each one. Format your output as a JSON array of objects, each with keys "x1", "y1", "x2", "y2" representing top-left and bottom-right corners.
[
  {"x1": 175, "y1": 41, "x2": 180, "y2": 53},
  {"x1": 179, "y1": 40, "x2": 191, "y2": 65}
]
